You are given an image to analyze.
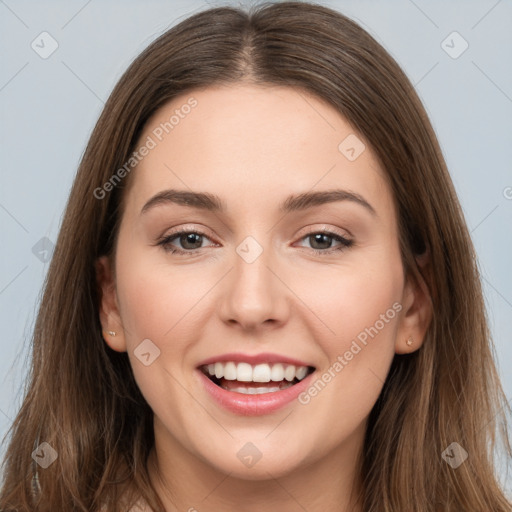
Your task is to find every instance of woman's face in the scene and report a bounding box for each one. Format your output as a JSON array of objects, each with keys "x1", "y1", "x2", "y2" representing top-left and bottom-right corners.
[{"x1": 98, "y1": 84, "x2": 426, "y2": 481}]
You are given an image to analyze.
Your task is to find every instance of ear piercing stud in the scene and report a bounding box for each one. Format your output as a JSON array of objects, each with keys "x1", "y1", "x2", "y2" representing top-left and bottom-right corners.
[
  {"x1": 406, "y1": 336, "x2": 414, "y2": 346},
  {"x1": 103, "y1": 330, "x2": 117, "y2": 337}
]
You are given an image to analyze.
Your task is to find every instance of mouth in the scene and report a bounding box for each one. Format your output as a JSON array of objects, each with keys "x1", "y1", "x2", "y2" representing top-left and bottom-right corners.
[{"x1": 199, "y1": 361, "x2": 316, "y2": 395}]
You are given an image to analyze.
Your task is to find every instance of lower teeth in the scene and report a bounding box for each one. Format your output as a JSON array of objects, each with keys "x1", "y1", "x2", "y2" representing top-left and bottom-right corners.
[{"x1": 220, "y1": 381, "x2": 295, "y2": 394}]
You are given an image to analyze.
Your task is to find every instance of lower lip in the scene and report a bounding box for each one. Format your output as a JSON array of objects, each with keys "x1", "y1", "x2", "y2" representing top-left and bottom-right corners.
[{"x1": 197, "y1": 369, "x2": 314, "y2": 416}]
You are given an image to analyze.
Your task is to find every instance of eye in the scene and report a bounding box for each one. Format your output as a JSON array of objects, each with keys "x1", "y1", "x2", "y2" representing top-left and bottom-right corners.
[
  {"x1": 157, "y1": 230, "x2": 215, "y2": 255},
  {"x1": 296, "y1": 230, "x2": 353, "y2": 255},
  {"x1": 156, "y1": 228, "x2": 353, "y2": 256}
]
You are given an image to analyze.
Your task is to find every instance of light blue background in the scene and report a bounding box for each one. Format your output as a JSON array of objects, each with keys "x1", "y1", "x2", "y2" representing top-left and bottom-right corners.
[{"x1": 1, "y1": 0, "x2": 511, "y2": 495}]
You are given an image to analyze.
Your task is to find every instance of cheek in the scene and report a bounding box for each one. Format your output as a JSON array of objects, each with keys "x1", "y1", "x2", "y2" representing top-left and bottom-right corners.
[
  {"x1": 299, "y1": 245, "x2": 404, "y2": 404},
  {"x1": 113, "y1": 244, "x2": 223, "y2": 403},
  {"x1": 115, "y1": 246, "x2": 210, "y2": 342},
  {"x1": 301, "y1": 251, "x2": 403, "y2": 350},
  {"x1": 113, "y1": 250, "x2": 204, "y2": 419}
]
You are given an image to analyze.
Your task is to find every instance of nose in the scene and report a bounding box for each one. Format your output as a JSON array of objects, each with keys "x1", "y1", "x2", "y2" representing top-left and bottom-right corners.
[{"x1": 218, "y1": 242, "x2": 290, "y2": 332}]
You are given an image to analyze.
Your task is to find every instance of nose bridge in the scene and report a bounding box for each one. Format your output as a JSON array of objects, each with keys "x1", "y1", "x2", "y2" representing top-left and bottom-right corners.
[{"x1": 219, "y1": 233, "x2": 288, "y2": 328}]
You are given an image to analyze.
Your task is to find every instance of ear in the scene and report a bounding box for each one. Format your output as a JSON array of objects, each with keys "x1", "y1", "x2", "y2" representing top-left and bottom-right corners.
[
  {"x1": 395, "y1": 252, "x2": 433, "y2": 354},
  {"x1": 95, "y1": 255, "x2": 127, "y2": 352}
]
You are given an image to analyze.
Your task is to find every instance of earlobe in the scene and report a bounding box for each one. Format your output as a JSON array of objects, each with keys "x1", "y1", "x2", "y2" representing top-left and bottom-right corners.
[
  {"x1": 395, "y1": 257, "x2": 433, "y2": 355},
  {"x1": 95, "y1": 255, "x2": 127, "y2": 352}
]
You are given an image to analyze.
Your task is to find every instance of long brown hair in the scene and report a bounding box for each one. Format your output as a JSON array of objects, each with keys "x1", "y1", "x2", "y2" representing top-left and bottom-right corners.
[{"x1": 1, "y1": 2, "x2": 510, "y2": 511}]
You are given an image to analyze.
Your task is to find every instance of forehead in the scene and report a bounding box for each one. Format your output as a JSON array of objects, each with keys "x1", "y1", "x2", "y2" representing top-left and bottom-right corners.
[{"x1": 123, "y1": 84, "x2": 392, "y2": 219}]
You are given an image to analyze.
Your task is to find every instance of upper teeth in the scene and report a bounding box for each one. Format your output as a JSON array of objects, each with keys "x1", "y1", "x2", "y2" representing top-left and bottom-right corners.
[{"x1": 204, "y1": 362, "x2": 309, "y2": 383}]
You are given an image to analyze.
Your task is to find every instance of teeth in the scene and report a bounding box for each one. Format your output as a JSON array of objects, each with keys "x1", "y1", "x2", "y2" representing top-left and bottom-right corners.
[
  {"x1": 227, "y1": 385, "x2": 282, "y2": 394},
  {"x1": 253, "y1": 364, "x2": 271, "y2": 382},
  {"x1": 224, "y1": 362, "x2": 237, "y2": 380},
  {"x1": 222, "y1": 382, "x2": 294, "y2": 394},
  {"x1": 284, "y1": 365, "x2": 296, "y2": 382},
  {"x1": 237, "y1": 362, "x2": 253, "y2": 382},
  {"x1": 204, "y1": 361, "x2": 310, "y2": 383},
  {"x1": 270, "y1": 363, "x2": 284, "y2": 382},
  {"x1": 295, "y1": 366, "x2": 308, "y2": 380}
]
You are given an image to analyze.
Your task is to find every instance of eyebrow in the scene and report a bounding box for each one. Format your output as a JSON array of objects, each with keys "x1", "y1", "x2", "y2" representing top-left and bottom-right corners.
[{"x1": 140, "y1": 188, "x2": 376, "y2": 216}]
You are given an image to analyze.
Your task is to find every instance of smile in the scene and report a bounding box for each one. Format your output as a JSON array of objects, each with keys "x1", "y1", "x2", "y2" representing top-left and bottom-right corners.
[
  {"x1": 200, "y1": 361, "x2": 314, "y2": 394},
  {"x1": 196, "y1": 354, "x2": 316, "y2": 415}
]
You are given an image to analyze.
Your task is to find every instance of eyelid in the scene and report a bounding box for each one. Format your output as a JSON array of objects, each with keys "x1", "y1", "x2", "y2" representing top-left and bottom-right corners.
[
  {"x1": 161, "y1": 224, "x2": 217, "y2": 241},
  {"x1": 296, "y1": 224, "x2": 352, "y2": 240},
  {"x1": 160, "y1": 223, "x2": 351, "y2": 241}
]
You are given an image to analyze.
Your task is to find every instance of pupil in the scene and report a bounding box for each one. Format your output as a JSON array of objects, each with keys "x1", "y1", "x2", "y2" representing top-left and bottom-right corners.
[
  {"x1": 311, "y1": 233, "x2": 331, "y2": 250},
  {"x1": 181, "y1": 233, "x2": 201, "y2": 249}
]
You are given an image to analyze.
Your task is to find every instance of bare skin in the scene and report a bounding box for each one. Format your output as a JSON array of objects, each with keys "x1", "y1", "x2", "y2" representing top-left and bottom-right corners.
[{"x1": 97, "y1": 84, "x2": 431, "y2": 511}]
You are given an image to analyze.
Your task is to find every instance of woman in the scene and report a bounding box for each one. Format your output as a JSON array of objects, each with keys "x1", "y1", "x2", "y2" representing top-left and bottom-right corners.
[{"x1": 0, "y1": 2, "x2": 510, "y2": 511}]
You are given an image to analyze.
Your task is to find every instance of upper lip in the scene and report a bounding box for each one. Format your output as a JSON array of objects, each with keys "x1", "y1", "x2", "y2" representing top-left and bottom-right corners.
[{"x1": 196, "y1": 352, "x2": 314, "y2": 368}]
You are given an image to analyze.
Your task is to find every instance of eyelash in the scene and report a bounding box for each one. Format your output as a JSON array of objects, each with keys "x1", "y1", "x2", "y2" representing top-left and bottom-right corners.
[{"x1": 156, "y1": 229, "x2": 353, "y2": 256}]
